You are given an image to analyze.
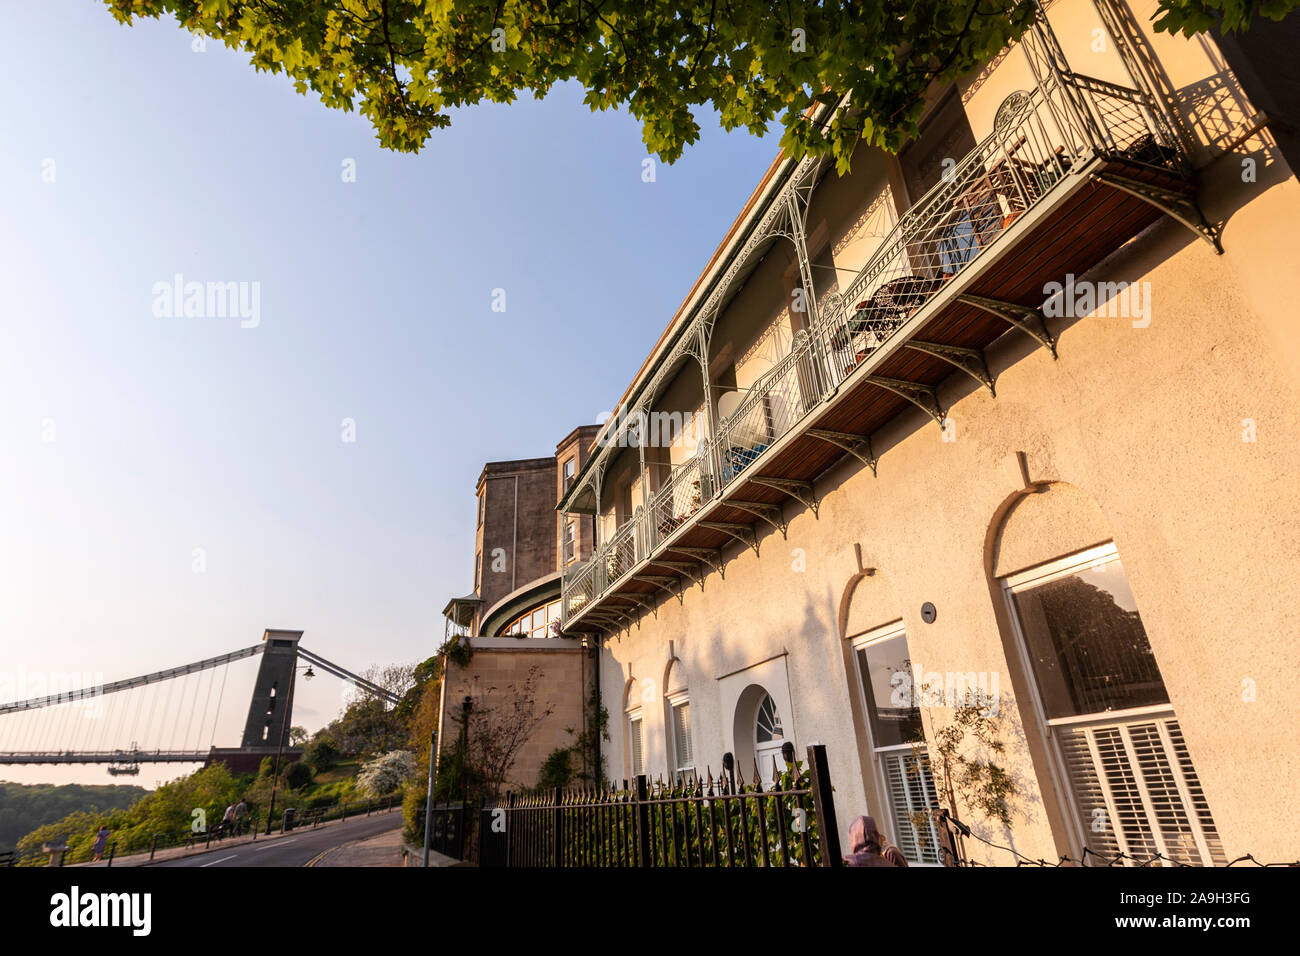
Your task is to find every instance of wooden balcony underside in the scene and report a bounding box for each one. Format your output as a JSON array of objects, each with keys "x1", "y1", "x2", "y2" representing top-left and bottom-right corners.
[{"x1": 578, "y1": 158, "x2": 1195, "y2": 620}]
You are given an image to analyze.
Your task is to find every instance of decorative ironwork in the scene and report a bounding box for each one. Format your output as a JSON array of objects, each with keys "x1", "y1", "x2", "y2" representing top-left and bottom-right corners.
[
  {"x1": 903, "y1": 340, "x2": 997, "y2": 395},
  {"x1": 698, "y1": 521, "x2": 760, "y2": 555},
  {"x1": 477, "y1": 744, "x2": 841, "y2": 868},
  {"x1": 747, "y1": 477, "x2": 821, "y2": 517},
  {"x1": 1092, "y1": 171, "x2": 1222, "y2": 252},
  {"x1": 560, "y1": 8, "x2": 1201, "y2": 629},
  {"x1": 957, "y1": 294, "x2": 1058, "y2": 358}
]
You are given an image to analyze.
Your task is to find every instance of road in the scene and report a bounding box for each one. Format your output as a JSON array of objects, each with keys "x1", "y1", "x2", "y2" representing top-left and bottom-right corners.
[{"x1": 151, "y1": 811, "x2": 404, "y2": 867}]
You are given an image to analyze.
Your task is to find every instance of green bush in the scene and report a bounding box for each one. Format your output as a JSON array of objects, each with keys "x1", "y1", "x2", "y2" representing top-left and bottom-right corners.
[
  {"x1": 402, "y1": 784, "x2": 424, "y2": 844},
  {"x1": 304, "y1": 736, "x2": 340, "y2": 773},
  {"x1": 283, "y1": 760, "x2": 314, "y2": 790},
  {"x1": 536, "y1": 748, "x2": 573, "y2": 791}
]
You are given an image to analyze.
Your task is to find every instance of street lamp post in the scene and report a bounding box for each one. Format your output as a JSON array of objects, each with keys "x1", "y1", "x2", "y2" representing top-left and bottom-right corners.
[
  {"x1": 460, "y1": 696, "x2": 472, "y2": 804},
  {"x1": 422, "y1": 727, "x2": 438, "y2": 868}
]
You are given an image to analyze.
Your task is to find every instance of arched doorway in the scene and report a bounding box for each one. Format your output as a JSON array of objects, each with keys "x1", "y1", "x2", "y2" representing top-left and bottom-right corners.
[{"x1": 733, "y1": 684, "x2": 786, "y2": 787}]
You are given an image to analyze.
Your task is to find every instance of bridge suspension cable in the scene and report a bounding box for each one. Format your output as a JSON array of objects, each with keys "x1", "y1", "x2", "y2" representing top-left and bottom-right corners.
[
  {"x1": 296, "y1": 647, "x2": 401, "y2": 706},
  {"x1": 0, "y1": 644, "x2": 265, "y2": 715}
]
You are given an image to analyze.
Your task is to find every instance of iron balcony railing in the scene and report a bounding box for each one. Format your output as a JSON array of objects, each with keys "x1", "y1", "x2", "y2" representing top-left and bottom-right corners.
[
  {"x1": 562, "y1": 76, "x2": 1178, "y2": 629},
  {"x1": 647, "y1": 444, "x2": 713, "y2": 548}
]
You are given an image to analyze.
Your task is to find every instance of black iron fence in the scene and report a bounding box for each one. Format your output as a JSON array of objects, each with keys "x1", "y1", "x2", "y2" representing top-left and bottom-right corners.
[{"x1": 477, "y1": 744, "x2": 840, "y2": 867}]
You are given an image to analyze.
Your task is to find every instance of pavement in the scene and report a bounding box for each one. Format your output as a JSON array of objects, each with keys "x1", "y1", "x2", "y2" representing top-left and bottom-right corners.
[{"x1": 307, "y1": 826, "x2": 461, "y2": 867}]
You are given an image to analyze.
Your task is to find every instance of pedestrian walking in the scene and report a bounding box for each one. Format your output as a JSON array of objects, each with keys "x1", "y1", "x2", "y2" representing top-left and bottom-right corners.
[{"x1": 91, "y1": 825, "x2": 110, "y2": 863}]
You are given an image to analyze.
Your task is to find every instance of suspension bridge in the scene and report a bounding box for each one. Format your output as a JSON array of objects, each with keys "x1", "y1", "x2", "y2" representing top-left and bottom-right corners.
[{"x1": 0, "y1": 629, "x2": 399, "y2": 775}]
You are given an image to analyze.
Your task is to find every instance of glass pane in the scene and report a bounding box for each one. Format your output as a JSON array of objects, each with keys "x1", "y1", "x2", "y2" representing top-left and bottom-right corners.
[
  {"x1": 1012, "y1": 558, "x2": 1168, "y2": 720},
  {"x1": 857, "y1": 635, "x2": 923, "y2": 748},
  {"x1": 546, "y1": 601, "x2": 560, "y2": 623},
  {"x1": 755, "y1": 694, "x2": 783, "y2": 742}
]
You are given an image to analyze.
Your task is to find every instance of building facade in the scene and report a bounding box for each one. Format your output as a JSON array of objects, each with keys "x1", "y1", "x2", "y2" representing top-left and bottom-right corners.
[
  {"x1": 554, "y1": 0, "x2": 1300, "y2": 865},
  {"x1": 438, "y1": 426, "x2": 602, "y2": 794}
]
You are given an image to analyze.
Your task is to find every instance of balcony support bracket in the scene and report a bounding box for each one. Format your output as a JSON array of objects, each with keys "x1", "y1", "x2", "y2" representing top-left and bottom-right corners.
[
  {"x1": 748, "y1": 477, "x2": 820, "y2": 518},
  {"x1": 1092, "y1": 171, "x2": 1223, "y2": 254},
  {"x1": 667, "y1": 547, "x2": 726, "y2": 580},
  {"x1": 808, "y1": 428, "x2": 877, "y2": 477},
  {"x1": 633, "y1": 575, "x2": 684, "y2": 605},
  {"x1": 727, "y1": 500, "x2": 788, "y2": 538},
  {"x1": 904, "y1": 341, "x2": 997, "y2": 396},
  {"x1": 957, "y1": 293, "x2": 1058, "y2": 359},
  {"x1": 650, "y1": 560, "x2": 707, "y2": 591},
  {"x1": 698, "y1": 521, "x2": 760, "y2": 557},
  {"x1": 863, "y1": 376, "x2": 946, "y2": 428}
]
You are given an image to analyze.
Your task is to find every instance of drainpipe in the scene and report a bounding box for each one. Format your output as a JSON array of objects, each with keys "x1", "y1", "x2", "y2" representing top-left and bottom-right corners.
[{"x1": 592, "y1": 636, "x2": 602, "y2": 785}]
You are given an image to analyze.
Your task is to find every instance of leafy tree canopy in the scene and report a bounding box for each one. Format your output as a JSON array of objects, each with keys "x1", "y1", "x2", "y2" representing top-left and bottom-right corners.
[{"x1": 102, "y1": 1, "x2": 1292, "y2": 171}]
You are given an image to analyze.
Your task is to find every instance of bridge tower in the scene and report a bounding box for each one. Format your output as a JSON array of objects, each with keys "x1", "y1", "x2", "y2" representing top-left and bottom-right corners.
[{"x1": 240, "y1": 629, "x2": 303, "y2": 749}]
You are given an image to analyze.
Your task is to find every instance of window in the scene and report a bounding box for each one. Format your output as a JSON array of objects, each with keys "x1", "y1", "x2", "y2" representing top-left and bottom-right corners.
[
  {"x1": 562, "y1": 519, "x2": 577, "y2": 565},
  {"x1": 898, "y1": 87, "x2": 977, "y2": 206},
  {"x1": 1004, "y1": 543, "x2": 1225, "y2": 866},
  {"x1": 503, "y1": 599, "x2": 561, "y2": 638},
  {"x1": 474, "y1": 552, "x2": 481, "y2": 591},
  {"x1": 477, "y1": 491, "x2": 485, "y2": 527},
  {"x1": 669, "y1": 694, "x2": 693, "y2": 779},
  {"x1": 628, "y1": 711, "x2": 644, "y2": 779},
  {"x1": 562, "y1": 457, "x2": 576, "y2": 493},
  {"x1": 851, "y1": 622, "x2": 943, "y2": 865}
]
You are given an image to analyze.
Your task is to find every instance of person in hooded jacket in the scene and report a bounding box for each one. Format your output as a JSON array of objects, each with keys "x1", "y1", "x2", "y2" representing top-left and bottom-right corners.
[{"x1": 844, "y1": 815, "x2": 909, "y2": 867}]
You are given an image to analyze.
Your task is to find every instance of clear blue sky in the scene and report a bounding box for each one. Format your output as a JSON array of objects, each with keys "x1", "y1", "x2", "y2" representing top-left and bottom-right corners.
[{"x1": 0, "y1": 2, "x2": 777, "y2": 786}]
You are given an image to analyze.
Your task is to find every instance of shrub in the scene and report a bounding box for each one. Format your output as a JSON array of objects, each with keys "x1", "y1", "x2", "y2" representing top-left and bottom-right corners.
[
  {"x1": 536, "y1": 748, "x2": 573, "y2": 791},
  {"x1": 304, "y1": 736, "x2": 340, "y2": 774},
  {"x1": 283, "y1": 760, "x2": 314, "y2": 790},
  {"x1": 402, "y1": 784, "x2": 424, "y2": 844},
  {"x1": 356, "y1": 750, "x2": 417, "y2": 797}
]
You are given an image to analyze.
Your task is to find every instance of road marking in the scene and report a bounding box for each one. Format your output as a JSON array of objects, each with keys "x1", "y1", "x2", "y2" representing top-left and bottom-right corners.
[
  {"x1": 253, "y1": 838, "x2": 298, "y2": 850},
  {"x1": 199, "y1": 854, "x2": 238, "y2": 867}
]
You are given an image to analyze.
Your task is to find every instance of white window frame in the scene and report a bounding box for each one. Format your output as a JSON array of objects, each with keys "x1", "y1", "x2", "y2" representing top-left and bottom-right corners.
[
  {"x1": 667, "y1": 691, "x2": 694, "y2": 781},
  {"x1": 562, "y1": 518, "x2": 577, "y2": 565},
  {"x1": 562, "y1": 457, "x2": 576, "y2": 493},
  {"x1": 1001, "y1": 542, "x2": 1219, "y2": 865},
  {"x1": 627, "y1": 709, "x2": 645, "y2": 780},
  {"x1": 849, "y1": 619, "x2": 943, "y2": 865}
]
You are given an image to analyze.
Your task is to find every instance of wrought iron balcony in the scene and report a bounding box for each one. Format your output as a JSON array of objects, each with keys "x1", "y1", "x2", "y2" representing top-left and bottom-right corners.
[{"x1": 562, "y1": 58, "x2": 1212, "y2": 633}]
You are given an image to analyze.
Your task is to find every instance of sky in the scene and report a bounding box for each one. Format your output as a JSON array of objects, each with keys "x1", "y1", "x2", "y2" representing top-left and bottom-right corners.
[{"x1": 0, "y1": 2, "x2": 778, "y2": 787}]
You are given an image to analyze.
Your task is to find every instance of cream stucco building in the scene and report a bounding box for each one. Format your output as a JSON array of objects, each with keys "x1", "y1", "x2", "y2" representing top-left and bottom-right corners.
[{"x1": 547, "y1": 0, "x2": 1300, "y2": 865}]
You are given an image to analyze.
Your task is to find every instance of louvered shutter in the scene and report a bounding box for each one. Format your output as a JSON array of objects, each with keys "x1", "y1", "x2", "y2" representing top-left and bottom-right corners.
[
  {"x1": 880, "y1": 750, "x2": 943, "y2": 864},
  {"x1": 672, "y1": 701, "x2": 692, "y2": 773},
  {"x1": 1058, "y1": 714, "x2": 1225, "y2": 866},
  {"x1": 629, "y1": 717, "x2": 644, "y2": 778}
]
